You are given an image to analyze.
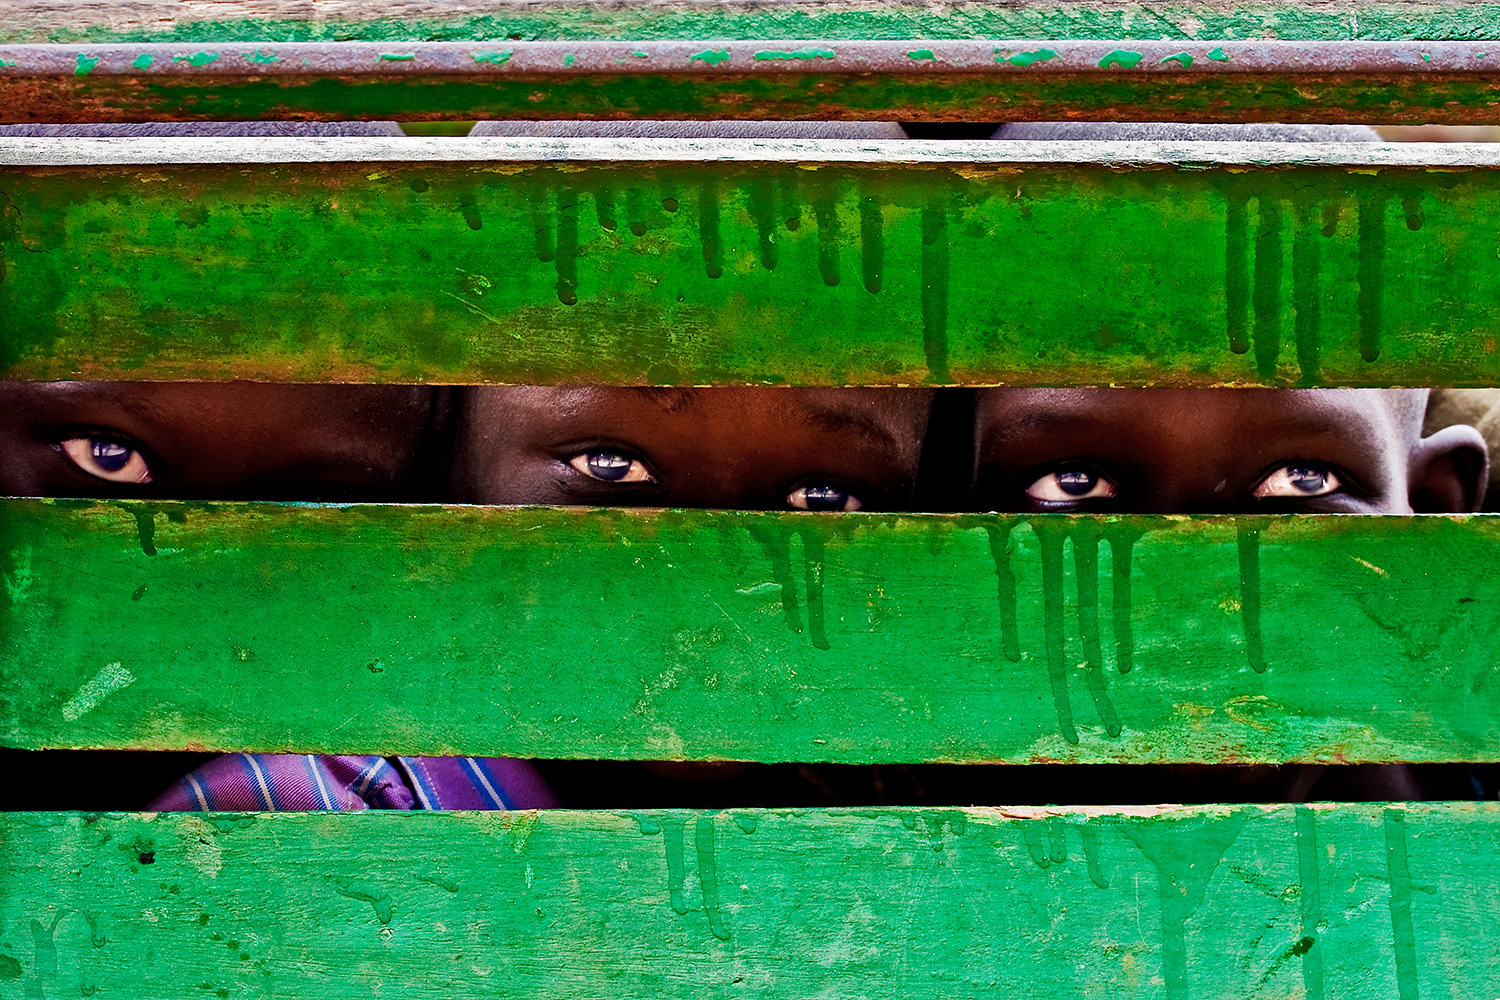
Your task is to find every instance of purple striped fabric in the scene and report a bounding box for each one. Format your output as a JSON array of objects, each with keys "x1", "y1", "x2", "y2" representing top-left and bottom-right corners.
[{"x1": 149, "y1": 754, "x2": 557, "y2": 811}]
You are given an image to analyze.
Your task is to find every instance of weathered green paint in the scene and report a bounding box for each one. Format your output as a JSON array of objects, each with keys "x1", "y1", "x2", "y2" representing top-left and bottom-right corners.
[
  {"x1": 906, "y1": 48, "x2": 935, "y2": 61},
  {"x1": 1002, "y1": 47, "x2": 1058, "y2": 66},
  {"x1": 169, "y1": 51, "x2": 218, "y2": 66},
  {"x1": 3, "y1": 501, "x2": 1500, "y2": 763},
  {"x1": 688, "y1": 48, "x2": 729, "y2": 65},
  {"x1": 3, "y1": 804, "x2": 1497, "y2": 997},
  {"x1": 1208, "y1": 46, "x2": 1230, "y2": 61},
  {"x1": 242, "y1": 48, "x2": 279, "y2": 64},
  {"x1": 751, "y1": 47, "x2": 836, "y2": 60},
  {"x1": 128, "y1": 52, "x2": 152, "y2": 69},
  {"x1": 11, "y1": 0, "x2": 1500, "y2": 44},
  {"x1": 1161, "y1": 51, "x2": 1193, "y2": 67},
  {"x1": 377, "y1": 51, "x2": 415, "y2": 61},
  {"x1": 6, "y1": 59, "x2": 1500, "y2": 123},
  {"x1": 470, "y1": 49, "x2": 511, "y2": 65},
  {"x1": 1098, "y1": 49, "x2": 1143, "y2": 68},
  {"x1": 71, "y1": 52, "x2": 96, "y2": 75},
  {"x1": 4, "y1": 143, "x2": 1500, "y2": 386}
]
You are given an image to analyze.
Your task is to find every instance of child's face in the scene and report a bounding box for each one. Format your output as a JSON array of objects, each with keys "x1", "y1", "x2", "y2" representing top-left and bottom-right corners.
[
  {"x1": 0, "y1": 382, "x2": 437, "y2": 500},
  {"x1": 455, "y1": 387, "x2": 933, "y2": 510},
  {"x1": 975, "y1": 388, "x2": 1488, "y2": 514}
]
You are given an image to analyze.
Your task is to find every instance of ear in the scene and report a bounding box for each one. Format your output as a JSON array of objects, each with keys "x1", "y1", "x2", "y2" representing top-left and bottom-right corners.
[{"x1": 1408, "y1": 423, "x2": 1489, "y2": 512}]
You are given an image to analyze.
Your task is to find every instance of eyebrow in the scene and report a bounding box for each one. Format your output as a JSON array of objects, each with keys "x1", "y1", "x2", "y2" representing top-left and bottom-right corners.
[
  {"x1": 636, "y1": 387, "x2": 697, "y2": 415},
  {"x1": 778, "y1": 398, "x2": 904, "y2": 454}
]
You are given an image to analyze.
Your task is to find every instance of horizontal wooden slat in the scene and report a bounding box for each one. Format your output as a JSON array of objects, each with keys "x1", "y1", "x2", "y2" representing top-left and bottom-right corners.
[
  {"x1": 7, "y1": 0, "x2": 1500, "y2": 45},
  {"x1": 3, "y1": 804, "x2": 1496, "y2": 997},
  {"x1": 3, "y1": 38, "x2": 1500, "y2": 123},
  {"x1": 4, "y1": 500, "x2": 1500, "y2": 763},
  {"x1": 4, "y1": 138, "x2": 1500, "y2": 386}
]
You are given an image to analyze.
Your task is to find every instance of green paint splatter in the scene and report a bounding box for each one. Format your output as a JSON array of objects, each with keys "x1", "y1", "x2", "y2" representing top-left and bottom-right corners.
[
  {"x1": 753, "y1": 47, "x2": 836, "y2": 61},
  {"x1": 1421, "y1": 51, "x2": 1432, "y2": 61},
  {"x1": 562, "y1": 52, "x2": 577, "y2": 67},
  {"x1": 689, "y1": 48, "x2": 730, "y2": 65},
  {"x1": 130, "y1": 53, "x2": 153, "y2": 70},
  {"x1": 172, "y1": 51, "x2": 219, "y2": 66},
  {"x1": 243, "y1": 49, "x2": 279, "y2": 64},
  {"x1": 1208, "y1": 47, "x2": 1230, "y2": 61},
  {"x1": 0, "y1": 59, "x2": 15, "y2": 68},
  {"x1": 1161, "y1": 52, "x2": 1193, "y2": 67},
  {"x1": 1098, "y1": 49, "x2": 1143, "y2": 68},
  {"x1": 907, "y1": 49, "x2": 936, "y2": 61},
  {"x1": 1003, "y1": 48, "x2": 1057, "y2": 66},
  {"x1": 378, "y1": 52, "x2": 415, "y2": 61},
  {"x1": 472, "y1": 50, "x2": 513, "y2": 65},
  {"x1": 1480, "y1": 52, "x2": 1489, "y2": 59},
  {"x1": 631, "y1": 50, "x2": 649, "y2": 58},
  {"x1": 74, "y1": 53, "x2": 99, "y2": 75}
]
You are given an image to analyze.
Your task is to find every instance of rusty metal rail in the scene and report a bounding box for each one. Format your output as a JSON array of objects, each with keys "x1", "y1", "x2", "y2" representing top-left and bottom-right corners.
[{"x1": 3, "y1": 38, "x2": 1500, "y2": 122}]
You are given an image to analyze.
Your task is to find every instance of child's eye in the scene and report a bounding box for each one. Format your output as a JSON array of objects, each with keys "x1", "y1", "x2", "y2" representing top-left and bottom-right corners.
[
  {"x1": 567, "y1": 451, "x2": 655, "y2": 483},
  {"x1": 787, "y1": 484, "x2": 863, "y2": 512},
  {"x1": 1253, "y1": 463, "x2": 1342, "y2": 499},
  {"x1": 58, "y1": 437, "x2": 154, "y2": 484},
  {"x1": 1026, "y1": 466, "x2": 1118, "y2": 503}
]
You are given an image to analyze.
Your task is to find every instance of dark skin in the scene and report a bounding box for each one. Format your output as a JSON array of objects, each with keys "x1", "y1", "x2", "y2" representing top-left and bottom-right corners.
[
  {"x1": 0, "y1": 381, "x2": 442, "y2": 501},
  {"x1": 454, "y1": 386, "x2": 934, "y2": 511},
  {"x1": 975, "y1": 388, "x2": 1488, "y2": 514}
]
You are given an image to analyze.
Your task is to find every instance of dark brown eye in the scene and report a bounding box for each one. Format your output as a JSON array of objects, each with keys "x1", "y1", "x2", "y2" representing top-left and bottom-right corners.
[
  {"x1": 59, "y1": 437, "x2": 153, "y2": 484},
  {"x1": 787, "y1": 484, "x2": 862, "y2": 512},
  {"x1": 568, "y1": 451, "x2": 654, "y2": 483},
  {"x1": 1253, "y1": 464, "x2": 1341, "y2": 499},
  {"x1": 1026, "y1": 466, "x2": 1117, "y2": 503}
]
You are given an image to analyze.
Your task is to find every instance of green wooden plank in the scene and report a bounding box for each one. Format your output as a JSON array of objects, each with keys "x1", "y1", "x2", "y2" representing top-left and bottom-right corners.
[
  {"x1": 4, "y1": 139, "x2": 1500, "y2": 386},
  {"x1": 7, "y1": 0, "x2": 1500, "y2": 44},
  {"x1": 4, "y1": 39, "x2": 1500, "y2": 124},
  {"x1": 2, "y1": 804, "x2": 1496, "y2": 998},
  {"x1": 4, "y1": 499, "x2": 1500, "y2": 763}
]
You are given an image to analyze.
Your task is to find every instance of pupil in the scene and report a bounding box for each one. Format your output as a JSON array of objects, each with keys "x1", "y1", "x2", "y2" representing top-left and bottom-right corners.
[
  {"x1": 586, "y1": 452, "x2": 633, "y2": 481},
  {"x1": 1287, "y1": 467, "x2": 1326, "y2": 493},
  {"x1": 90, "y1": 440, "x2": 131, "y2": 472},
  {"x1": 1055, "y1": 469, "x2": 1096, "y2": 497},
  {"x1": 801, "y1": 485, "x2": 849, "y2": 511}
]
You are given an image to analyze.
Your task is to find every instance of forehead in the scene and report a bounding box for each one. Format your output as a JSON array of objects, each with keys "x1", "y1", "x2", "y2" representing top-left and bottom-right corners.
[
  {"x1": 978, "y1": 388, "x2": 1415, "y2": 445},
  {"x1": 470, "y1": 386, "x2": 933, "y2": 451},
  {"x1": 4, "y1": 381, "x2": 430, "y2": 426}
]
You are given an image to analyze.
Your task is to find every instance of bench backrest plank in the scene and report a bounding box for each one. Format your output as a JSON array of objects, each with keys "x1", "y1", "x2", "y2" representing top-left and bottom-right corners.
[
  {"x1": 4, "y1": 139, "x2": 1500, "y2": 386},
  {"x1": 5, "y1": 499, "x2": 1500, "y2": 765}
]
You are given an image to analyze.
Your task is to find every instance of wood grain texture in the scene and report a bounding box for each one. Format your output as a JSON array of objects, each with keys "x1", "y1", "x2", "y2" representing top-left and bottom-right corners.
[
  {"x1": 5, "y1": 0, "x2": 1500, "y2": 44},
  {"x1": 3, "y1": 804, "x2": 1497, "y2": 998},
  {"x1": 4, "y1": 38, "x2": 1500, "y2": 124},
  {"x1": 4, "y1": 138, "x2": 1500, "y2": 386},
  {"x1": 4, "y1": 500, "x2": 1499, "y2": 763}
]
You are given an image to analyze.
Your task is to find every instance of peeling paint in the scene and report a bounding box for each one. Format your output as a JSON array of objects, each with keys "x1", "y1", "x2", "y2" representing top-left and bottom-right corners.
[
  {"x1": 130, "y1": 52, "x2": 153, "y2": 69},
  {"x1": 171, "y1": 51, "x2": 219, "y2": 66},
  {"x1": 1098, "y1": 49, "x2": 1143, "y2": 68},
  {"x1": 73, "y1": 52, "x2": 99, "y2": 75},
  {"x1": 1003, "y1": 48, "x2": 1057, "y2": 66},
  {"x1": 472, "y1": 50, "x2": 512, "y2": 65},
  {"x1": 60, "y1": 662, "x2": 136, "y2": 721},
  {"x1": 753, "y1": 47, "x2": 835, "y2": 61}
]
